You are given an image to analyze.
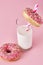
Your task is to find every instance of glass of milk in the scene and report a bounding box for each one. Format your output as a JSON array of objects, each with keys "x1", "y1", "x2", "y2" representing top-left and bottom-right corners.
[{"x1": 17, "y1": 25, "x2": 32, "y2": 49}]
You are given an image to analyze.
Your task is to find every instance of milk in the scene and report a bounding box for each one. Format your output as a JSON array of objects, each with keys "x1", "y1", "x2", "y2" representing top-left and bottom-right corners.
[{"x1": 17, "y1": 25, "x2": 32, "y2": 49}]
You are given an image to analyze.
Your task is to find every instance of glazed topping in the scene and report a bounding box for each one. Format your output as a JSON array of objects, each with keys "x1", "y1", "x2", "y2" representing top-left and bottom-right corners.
[
  {"x1": 0, "y1": 43, "x2": 22, "y2": 61},
  {"x1": 25, "y1": 8, "x2": 43, "y2": 24}
]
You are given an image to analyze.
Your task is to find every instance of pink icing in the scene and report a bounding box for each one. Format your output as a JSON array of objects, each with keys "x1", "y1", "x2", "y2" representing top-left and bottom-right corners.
[
  {"x1": 0, "y1": 43, "x2": 22, "y2": 61},
  {"x1": 26, "y1": 8, "x2": 43, "y2": 24}
]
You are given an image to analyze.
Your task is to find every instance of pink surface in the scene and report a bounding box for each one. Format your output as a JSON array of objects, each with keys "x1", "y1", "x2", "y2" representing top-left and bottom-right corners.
[{"x1": 0, "y1": 0, "x2": 43, "y2": 65}]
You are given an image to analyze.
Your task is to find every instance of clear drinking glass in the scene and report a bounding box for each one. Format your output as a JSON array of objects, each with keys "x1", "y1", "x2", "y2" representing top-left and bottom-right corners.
[{"x1": 16, "y1": 19, "x2": 32, "y2": 49}]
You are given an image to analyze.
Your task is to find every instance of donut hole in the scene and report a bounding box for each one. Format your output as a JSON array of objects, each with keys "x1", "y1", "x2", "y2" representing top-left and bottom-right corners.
[{"x1": 6, "y1": 49, "x2": 11, "y2": 53}]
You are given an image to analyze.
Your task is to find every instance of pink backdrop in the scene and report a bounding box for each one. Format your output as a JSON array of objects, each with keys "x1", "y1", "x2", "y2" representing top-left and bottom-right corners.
[{"x1": 0, "y1": 0, "x2": 43, "y2": 65}]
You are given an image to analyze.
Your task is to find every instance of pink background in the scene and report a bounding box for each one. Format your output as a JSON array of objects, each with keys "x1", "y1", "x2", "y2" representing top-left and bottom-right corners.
[{"x1": 0, "y1": 0, "x2": 43, "y2": 65}]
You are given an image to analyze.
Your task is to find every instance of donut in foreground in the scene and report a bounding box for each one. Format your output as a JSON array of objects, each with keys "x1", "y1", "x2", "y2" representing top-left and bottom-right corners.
[{"x1": 0, "y1": 43, "x2": 22, "y2": 61}]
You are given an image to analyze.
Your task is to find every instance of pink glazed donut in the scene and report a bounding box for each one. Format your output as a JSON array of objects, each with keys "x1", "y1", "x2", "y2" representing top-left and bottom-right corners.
[
  {"x1": 0, "y1": 43, "x2": 22, "y2": 61},
  {"x1": 23, "y1": 8, "x2": 43, "y2": 27}
]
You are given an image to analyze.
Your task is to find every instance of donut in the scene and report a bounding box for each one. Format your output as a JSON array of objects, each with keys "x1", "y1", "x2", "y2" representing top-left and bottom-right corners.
[
  {"x1": 0, "y1": 43, "x2": 22, "y2": 61},
  {"x1": 23, "y1": 8, "x2": 43, "y2": 27}
]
